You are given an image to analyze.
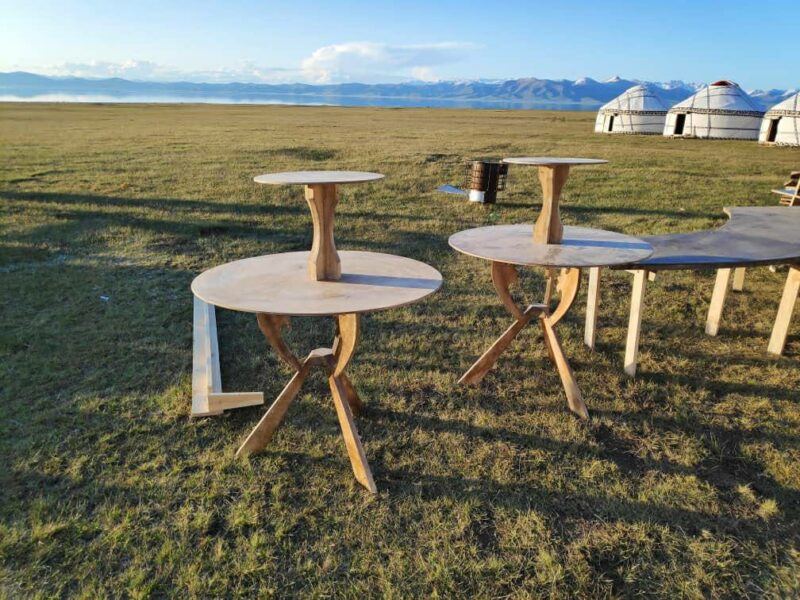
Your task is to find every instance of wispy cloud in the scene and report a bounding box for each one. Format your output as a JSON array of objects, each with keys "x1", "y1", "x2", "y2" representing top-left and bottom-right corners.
[
  {"x1": 22, "y1": 41, "x2": 475, "y2": 85},
  {"x1": 300, "y1": 41, "x2": 475, "y2": 83},
  {"x1": 31, "y1": 59, "x2": 301, "y2": 84}
]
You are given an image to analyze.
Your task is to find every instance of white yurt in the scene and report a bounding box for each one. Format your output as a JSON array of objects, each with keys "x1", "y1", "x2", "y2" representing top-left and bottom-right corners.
[
  {"x1": 759, "y1": 92, "x2": 800, "y2": 146},
  {"x1": 594, "y1": 84, "x2": 670, "y2": 134},
  {"x1": 663, "y1": 80, "x2": 764, "y2": 140}
]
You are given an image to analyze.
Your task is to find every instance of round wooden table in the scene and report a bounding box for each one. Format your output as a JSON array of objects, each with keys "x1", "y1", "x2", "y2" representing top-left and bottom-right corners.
[
  {"x1": 254, "y1": 170, "x2": 385, "y2": 281},
  {"x1": 449, "y1": 223, "x2": 651, "y2": 419},
  {"x1": 192, "y1": 171, "x2": 441, "y2": 493},
  {"x1": 503, "y1": 157, "x2": 607, "y2": 244}
]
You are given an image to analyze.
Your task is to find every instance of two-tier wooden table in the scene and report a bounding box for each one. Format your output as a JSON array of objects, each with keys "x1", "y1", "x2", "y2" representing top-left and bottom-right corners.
[
  {"x1": 192, "y1": 171, "x2": 442, "y2": 492},
  {"x1": 451, "y1": 157, "x2": 651, "y2": 419}
]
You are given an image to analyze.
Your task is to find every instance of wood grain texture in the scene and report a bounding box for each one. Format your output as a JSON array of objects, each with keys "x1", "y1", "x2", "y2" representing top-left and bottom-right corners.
[
  {"x1": 254, "y1": 171, "x2": 384, "y2": 185},
  {"x1": 533, "y1": 164, "x2": 570, "y2": 244},
  {"x1": 491, "y1": 261, "x2": 522, "y2": 319},
  {"x1": 332, "y1": 313, "x2": 359, "y2": 376},
  {"x1": 584, "y1": 267, "x2": 601, "y2": 349},
  {"x1": 256, "y1": 313, "x2": 301, "y2": 370},
  {"x1": 624, "y1": 270, "x2": 648, "y2": 377},
  {"x1": 235, "y1": 350, "x2": 328, "y2": 456},
  {"x1": 449, "y1": 225, "x2": 652, "y2": 269},
  {"x1": 540, "y1": 315, "x2": 589, "y2": 420},
  {"x1": 192, "y1": 296, "x2": 264, "y2": 417},
  {"x1": 305, "y1": 183, "x2": 341, "y2": 281},
  {"x1": 329, "y1": 374, "x2": 377, "y2": 493},
  {"x1": 193, "y1": 251, "x2": 442, "y2": 316},
  {"x1": 459, "y1": 304, "x2": 544, "y2": 385},
  {"x1": 768, "y1": 265, "x2": 799, "y2": 355},
  {"x1": 706, "y1": 268, "x2": 732, "y2": 336},
  {"x1": 548, "y1": 268, "x2": 581, "y2": 326},
  {"x1": 207, "y1": 392, "x2": 264, "y2": 411}
]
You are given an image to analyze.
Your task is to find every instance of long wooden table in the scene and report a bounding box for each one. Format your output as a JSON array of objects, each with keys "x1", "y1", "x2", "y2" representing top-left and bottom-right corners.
[{"x1": 582, "y1": 206, "x2": 800, "y2": 375}]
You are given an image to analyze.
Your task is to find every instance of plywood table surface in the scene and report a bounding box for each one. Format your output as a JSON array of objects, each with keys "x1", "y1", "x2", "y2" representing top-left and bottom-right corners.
[
  {"x1": 254, "y1": 171, "x2": 384, "y2": 186},
  {"x1": 449, "y1": 224, "x2": 652, "y2": 268},
  {"x1": 192, "y1": 250, "x2": 442, "y2": 317}
]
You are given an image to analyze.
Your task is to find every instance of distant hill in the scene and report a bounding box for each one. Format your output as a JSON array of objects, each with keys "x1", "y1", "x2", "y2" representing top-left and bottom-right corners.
[{"x1": 0, "y1": 71, "x2": 794, "y2": 109}]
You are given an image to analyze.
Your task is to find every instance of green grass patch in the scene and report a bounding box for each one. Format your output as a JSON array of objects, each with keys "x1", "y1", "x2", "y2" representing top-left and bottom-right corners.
[{"x1": 1, "y1": 102, "x2": 798, "y2": 598}]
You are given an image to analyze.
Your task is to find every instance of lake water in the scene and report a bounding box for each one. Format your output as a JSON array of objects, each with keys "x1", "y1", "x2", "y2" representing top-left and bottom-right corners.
[{"x1": 0, "y1": 92, "x2": 598, "y2": 111}]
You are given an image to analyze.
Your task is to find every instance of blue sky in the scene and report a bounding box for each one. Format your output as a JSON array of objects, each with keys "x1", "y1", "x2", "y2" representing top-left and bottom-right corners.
[{"x1": 1, "y1": 0, "x2": 796, "y2": 89}]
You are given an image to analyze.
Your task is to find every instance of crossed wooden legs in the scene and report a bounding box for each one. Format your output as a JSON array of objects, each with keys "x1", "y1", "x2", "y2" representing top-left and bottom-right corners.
[
  {"x1": 237, "y1": 312, "x2": 377, "y2": 493},
  {"x1": 460, "y1": 262, "x2": 589, "y2": 420}
]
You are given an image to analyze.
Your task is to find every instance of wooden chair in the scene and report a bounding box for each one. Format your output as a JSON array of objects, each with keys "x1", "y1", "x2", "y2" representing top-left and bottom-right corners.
[
  {"x1": 725, "y1": 172, "x2": 798, "y2": 291},
  {"x1": 772, "y1": 171, "x2": 800, "y2": 206}
]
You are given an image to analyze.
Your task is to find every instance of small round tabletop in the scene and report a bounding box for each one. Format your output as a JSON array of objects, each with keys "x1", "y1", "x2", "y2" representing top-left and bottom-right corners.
[
  {"x1": 192, "y1": 251, "x2": 442, "y2": 317},
  {"x1": 502, "y1": 157, "x2": 608, "y2": 167},
  {"x1": 449, "y1": 224, "x2": 652, "y2": 268},
  {"x1": 253, "y1": 171, "x2": 385, "y2": 186}
]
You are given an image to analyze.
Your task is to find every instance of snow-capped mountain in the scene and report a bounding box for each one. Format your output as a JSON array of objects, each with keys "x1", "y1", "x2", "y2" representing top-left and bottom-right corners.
[{"x1": 0, "y1": 71, "x2": 793, "y2": 109}]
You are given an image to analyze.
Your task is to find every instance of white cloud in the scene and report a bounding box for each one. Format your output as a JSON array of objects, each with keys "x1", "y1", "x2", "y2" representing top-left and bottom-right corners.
[
  {"x1": 34, "y1": 59, "x2": 301, "y2": 84},
  {"x1": 300, "y1": 42, "x2": 474, "y2": 83},
  {"x1": 410, "y1": 66, "x2": 439, "y2": 82},
  {"x1": 21, "y1": 41, "x2": 474, "y2": 85}
]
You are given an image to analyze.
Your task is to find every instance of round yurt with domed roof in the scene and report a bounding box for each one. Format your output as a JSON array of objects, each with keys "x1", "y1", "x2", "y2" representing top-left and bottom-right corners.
[
  {"x1": 759, "y1": 92, "x2": 800, "y2": 146},
  {"x1": 594, "y1": 84, "x2": 670, "y2": 135},
  {"x1": 663, "y1": 80, "x2": 764, "y2": 140}
]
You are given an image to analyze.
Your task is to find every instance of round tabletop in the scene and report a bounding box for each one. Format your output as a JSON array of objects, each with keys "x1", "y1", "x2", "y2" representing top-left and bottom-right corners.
[
  {"x1": 449, "y1": 224, "x2": 652, "y2": 268},
  {"x1": 502, "y1": 157, "x2": 608, "y2": 167},
  {"x1": 192, "y1": 251, "x2": 442, "y2": 316},
  {"x1": 254, "y1": 171, "x2": 385, "y2": 186}
]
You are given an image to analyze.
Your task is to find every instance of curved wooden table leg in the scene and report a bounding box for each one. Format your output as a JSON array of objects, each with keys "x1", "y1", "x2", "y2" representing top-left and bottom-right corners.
[
  {"x1": 492, "y1": 262, "x2": 523, "y2": 319},
  {"x1": 327, "y1": 313, "x2": 376, "y2": 493},
  {"x1": 459, "y1": 304, "x2": 543, "y2": 384},
  {"x1": 548, "y1": 267, "x2": 581, "y2": 326},
  {"x1": 540, "y1": 316, "x2": 589, "y2": 420},
  {"x1": 241, "y1": 312, "x2": 375, "y2": 492},
  {"x1": 256, "y1": 313, "x2": 301, "y2": 370},
  {"x1": 236, "y1": 349, "x2": 328, "y2": 456},
  {"x1": 332, "y1": 313, "x2": 363, "y2": 413},
  {"x1": 460, "y1": 262, "x2": 545, "y2": 384},
  {"x1": 461, "y1": 261, "x2": 588, "y2": 418}
]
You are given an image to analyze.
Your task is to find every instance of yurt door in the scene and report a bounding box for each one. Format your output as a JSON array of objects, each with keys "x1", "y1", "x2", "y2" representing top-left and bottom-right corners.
[
  {"x1": 607, "y1": 115, "x2": 615, "y2": 132},
  {"x1": 674, "y1": 114, "x2": 686, "y2": 135},
  {"x1": 766, "y1": 118, "x2": 780, "y2": 143}
]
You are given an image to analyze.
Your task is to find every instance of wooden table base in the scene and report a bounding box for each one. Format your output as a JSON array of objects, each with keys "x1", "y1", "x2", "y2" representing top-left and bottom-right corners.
[
  {"x1": 459, "y1": 263, "x2": 589, "y2": 419},
  {"x1": 237, "y1": 312, "x2": 377, "y2": 493}
]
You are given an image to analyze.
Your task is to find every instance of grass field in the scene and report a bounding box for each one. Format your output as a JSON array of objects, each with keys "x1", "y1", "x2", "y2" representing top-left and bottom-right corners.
[{"x1": 1, "y1": 102, "x2": 798, "y2": 598}]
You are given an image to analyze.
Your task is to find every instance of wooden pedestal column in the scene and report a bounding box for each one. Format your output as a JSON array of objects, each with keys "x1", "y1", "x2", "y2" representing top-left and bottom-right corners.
[
  {"x1": 305, "y1": 183, "x2": 341, "y2": 281},
  {"x1": 533, "y1": 165, "x2": 570, "y2": 244}
]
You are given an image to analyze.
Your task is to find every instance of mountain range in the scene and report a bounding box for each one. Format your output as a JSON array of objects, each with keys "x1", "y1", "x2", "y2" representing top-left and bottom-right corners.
[{"x1": 0, "y1": 71, "x2": 795, "y2": 109}]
